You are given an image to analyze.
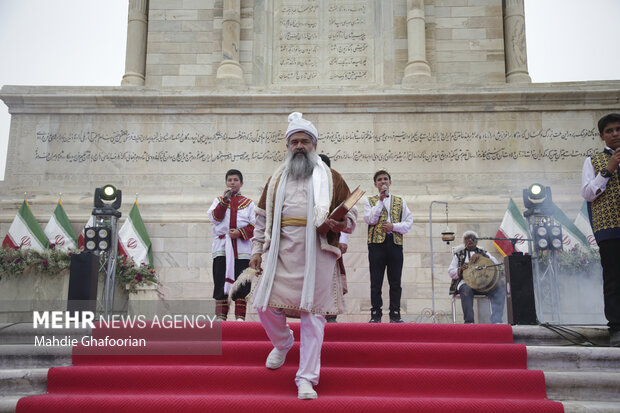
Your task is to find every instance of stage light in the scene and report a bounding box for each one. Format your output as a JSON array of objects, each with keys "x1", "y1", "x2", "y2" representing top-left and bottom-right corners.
[
  {"x1": 549, "y1": 225, "x2": 563, "y2": 250},
  {"x1": 523, "y1": 183, "x2": 553, "y2": 217},
  {"x1": 529, "y1": 184, "x2": 543, "y2": 197},
  {"x1": 533, "y1": 223, "x2": 563, "y2": 251},
  {"x1": 101, "y1": 185, "x2": 117, "y2": 201},
  {"x1": 83, "y1": 225, "x2": 112, "y2": 253},
  {"x1": 94, "y1": 184, "x2": 122, "y2": 211}
]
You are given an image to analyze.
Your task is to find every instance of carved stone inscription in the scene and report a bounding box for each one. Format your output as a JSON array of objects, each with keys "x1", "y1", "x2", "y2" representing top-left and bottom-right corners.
[
  {"x1": 33, "y1": 128, "x2": 599, "y2": 166},
  {"x1": 275, "y1": 0, "x2": 374, "y2": 84}
]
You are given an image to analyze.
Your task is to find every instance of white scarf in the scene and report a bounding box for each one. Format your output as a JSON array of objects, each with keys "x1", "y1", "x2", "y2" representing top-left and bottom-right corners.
[{"x1": 253, "y1": 157, "x2": 331, "y2": 312}]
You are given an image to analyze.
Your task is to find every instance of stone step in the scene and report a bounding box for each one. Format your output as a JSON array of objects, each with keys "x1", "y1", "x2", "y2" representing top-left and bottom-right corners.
[
  {"x1": 527, "y1": 346, "x2": 620, "y2": 372},
  {"x1": 562, "y1": 401, "x2": 620, "y2": 413},
  {"x1": 545, "y1": 371, "x2": 620, "y2": 403},
  {"x1": 0, "y1": 369, "x2": 47, "y2": 396},
  {"x1": 0, "y1": 346, "x2": 72, "y2": 369},
  {"x1": 0, "y1": 323, "x2": 91, "y2": 345},
  {"x1": 513, "y1": 325, "x2": 610, "y2": 346},
  {"x1": 0, "y1": 396, "x2": 20, "y2": 413}
]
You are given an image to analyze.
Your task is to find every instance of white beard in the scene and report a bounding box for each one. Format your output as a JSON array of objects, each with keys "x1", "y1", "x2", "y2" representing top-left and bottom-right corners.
[{"x1": 285, "y1": 148, "x2": 318, "y2": 180}]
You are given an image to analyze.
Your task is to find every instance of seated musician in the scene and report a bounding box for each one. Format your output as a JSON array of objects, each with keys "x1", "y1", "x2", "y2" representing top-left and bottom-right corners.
[{"x1": 448, "y1": 231, "x2": 505, "y2": 324}]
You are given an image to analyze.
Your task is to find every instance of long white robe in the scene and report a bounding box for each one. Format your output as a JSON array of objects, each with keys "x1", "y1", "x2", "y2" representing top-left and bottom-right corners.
[{"x1": 252, "y1": 173, "x2": 356, "y2": 317}]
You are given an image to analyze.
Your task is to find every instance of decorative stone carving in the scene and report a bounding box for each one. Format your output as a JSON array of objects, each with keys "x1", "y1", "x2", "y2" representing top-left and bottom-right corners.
[
  {"x1": 503, "y1": 0, "x2": 531, "y2": 83},
  {"x1": 216, "y1": 0, "x2": 244, "y2": 83},
  {"x1": 402, "y1": 0, "x2": 431, "y2": 85}
]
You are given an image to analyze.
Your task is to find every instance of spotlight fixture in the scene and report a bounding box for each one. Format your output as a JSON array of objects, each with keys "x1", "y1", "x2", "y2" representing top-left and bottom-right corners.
[
  {"x1": 533, "y1": 223, "x2": 563, "y2": 251},
  {"x1": 523, "y1": 183, "x2": 553, "y2": 217},
  {"x1": 94, "y1": 184, "x2": 122, "y2": 212},
  {"x1": 83, "y1": 225, "x2": 112, "y2": 252}
]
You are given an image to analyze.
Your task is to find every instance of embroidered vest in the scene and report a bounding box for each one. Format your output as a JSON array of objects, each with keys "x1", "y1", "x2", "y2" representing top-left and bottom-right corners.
[
  {"x1": 367, "y1": 195, "x2": 404, "y2": 245},
  {"x1": 589, "y1": 151, "x2": 620, "y2": 243}
]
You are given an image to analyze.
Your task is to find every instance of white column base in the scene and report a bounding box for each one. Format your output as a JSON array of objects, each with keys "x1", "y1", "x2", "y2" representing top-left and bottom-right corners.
[{"x1": 216, "y1": 60, "x2": 244, "y2": 84}]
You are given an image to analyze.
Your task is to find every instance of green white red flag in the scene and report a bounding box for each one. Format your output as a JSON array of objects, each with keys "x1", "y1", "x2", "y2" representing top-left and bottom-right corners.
[
  {"x1": 493, "y1": 198, "x2": 530, "y2": 256},
  {"x1": 551, "y1": 203, "x2": 590, "y2": 250},
  {"x1": 118, "y1": 202, "x2": 153, "y2": 267},
  {"x1": 574, "y1": 201, "x2": 598, "y2": 248},
  {"x1": 2, "y1": 200, "x2": 49, "y2": 252},
  {"x1": 44, "y1": 201, "x2": 78, "y2": 250}
]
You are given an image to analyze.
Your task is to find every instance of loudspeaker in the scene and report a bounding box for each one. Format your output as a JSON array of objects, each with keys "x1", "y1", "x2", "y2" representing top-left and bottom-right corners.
[
  {"x1": 67, "y1": 252, "x2": 99, "y2": 313},
  {"x1": 504, "y1": 254, "x2": 538, "y2": 325}
]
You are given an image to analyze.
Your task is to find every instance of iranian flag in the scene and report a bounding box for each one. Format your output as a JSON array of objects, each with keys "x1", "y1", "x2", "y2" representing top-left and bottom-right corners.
[
  {"x1": 551, "y1": 203, "x2": 589, "y2": 250},
  {"x1": 77, "y1": 215, "x2": 95, "y2": 249},
  {"x1": 493, "y1": 198, "x2": 531, "y2": 256},
  {"x1": 118, "y1": 202, "x2": 153, "y2": 267},
  {"x1": 574, "y1": 201, "x2": 599, "y2": 249},
  {"x1": 44, "y1": 201, "x2": 78, "y2": 250},
  {"x1": 2, "y1": 200, "x2": 49, "y2": 252}
]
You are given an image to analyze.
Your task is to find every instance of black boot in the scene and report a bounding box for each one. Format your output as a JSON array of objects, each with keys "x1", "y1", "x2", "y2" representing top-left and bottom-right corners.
[
  {"x1": 369, "y1": 308, "x2": 382, "y2": 323},
  {"x1": 389, "y1": 309, "x2": 404, "y2": 323}
]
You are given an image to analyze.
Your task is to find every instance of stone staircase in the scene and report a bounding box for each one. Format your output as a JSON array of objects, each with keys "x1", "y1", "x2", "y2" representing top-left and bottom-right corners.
[{"x1": 1, "y1": 323, "x2": 619, "y2": 412}]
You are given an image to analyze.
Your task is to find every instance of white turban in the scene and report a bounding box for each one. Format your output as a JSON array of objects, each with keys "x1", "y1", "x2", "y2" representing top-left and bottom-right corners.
[{"x1": 285, "y1": 112, "x2": 318, "y2": 143}]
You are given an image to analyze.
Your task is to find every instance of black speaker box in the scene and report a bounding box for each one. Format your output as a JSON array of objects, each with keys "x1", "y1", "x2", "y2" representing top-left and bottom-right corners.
[
  {"x1": 67, "y1": 252, "x2": 99, "y2": 313},
  {"x1": 504, "y1": 254, "x2": 538, "y2": 325}
]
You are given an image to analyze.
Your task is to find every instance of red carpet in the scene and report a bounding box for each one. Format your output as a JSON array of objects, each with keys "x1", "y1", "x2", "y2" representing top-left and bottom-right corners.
[{"x1": 17, "y1": 322, "x2": 564, "y2": 412}]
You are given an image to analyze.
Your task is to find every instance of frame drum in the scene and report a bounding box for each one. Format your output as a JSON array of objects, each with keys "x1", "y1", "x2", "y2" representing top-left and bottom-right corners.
[{"x1": 462, "y1": 256, "x2": 500, "y2": 293}]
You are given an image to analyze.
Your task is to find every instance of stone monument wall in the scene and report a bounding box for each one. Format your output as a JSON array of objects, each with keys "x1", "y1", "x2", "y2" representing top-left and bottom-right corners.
[
  {"x1": 1, "y1": 0, "x2": 618, "y2": 321},
  {"x1": 1, "y1": 83, "x2": 619, "y2": 321},
  {"x1": 144, "y1": 0, "x2": 508, "y2": 88}
]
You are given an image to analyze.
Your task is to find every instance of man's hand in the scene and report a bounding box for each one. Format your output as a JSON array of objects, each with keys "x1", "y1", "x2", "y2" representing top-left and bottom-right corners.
[
  {"x1": 249, "y1": 253, "x2": 263, "y2": 275},
  {"x1": 606, "y1": 151, "x2": 620, "y2": 174},
  {"x1": 325, "y1": 218, "x2": 346, "y2": 233},
  {"x1": 229, "y1": 228, "x2": 241, "y2": 239},
  {"x1": 381, "y1": 222, "x2": 394, "y2": 233},
  {"x1": 338, "y1": 243, "x2": 348, "y2": 254},
  {"x1": 470, "y1": 253, "x2": 481, "y2": 264},
  {"x1": 458, "y1": 263, "x2": 469, "y2": 279}
]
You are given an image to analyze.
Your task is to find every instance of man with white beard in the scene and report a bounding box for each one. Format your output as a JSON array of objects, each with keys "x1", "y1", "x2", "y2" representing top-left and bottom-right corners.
[{"x1": 250, "y1": 112, "x2": 357, "y2": 399}]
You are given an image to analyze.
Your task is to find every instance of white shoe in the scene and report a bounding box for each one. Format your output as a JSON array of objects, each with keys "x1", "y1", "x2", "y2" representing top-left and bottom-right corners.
[
  {"x1": 297, "y1": 379, "x2": 317, "y2": 400},
  {"x1": 265, "y1": 347, "x2": 289, "y2": 369}
]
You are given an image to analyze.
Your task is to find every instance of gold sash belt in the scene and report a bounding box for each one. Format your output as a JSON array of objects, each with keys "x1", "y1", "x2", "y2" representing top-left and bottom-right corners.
[{"x1": 281, "y1": 217, "x2": 307, "y2": 227}]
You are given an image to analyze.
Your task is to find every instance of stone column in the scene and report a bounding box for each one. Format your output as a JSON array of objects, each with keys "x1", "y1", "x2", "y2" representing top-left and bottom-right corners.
[
  {"x1": 503, "y1": 0, "x2": 531, "y2": 83},
  {"x1": 402, "y1": 0, "x2": 431, "y2": 85},
  {"x1": 216, "y1": 0, "x2": 244, "y2": 83},
  {"x1": 122, "y1": 0, "x2": 149, "y2": 86}
]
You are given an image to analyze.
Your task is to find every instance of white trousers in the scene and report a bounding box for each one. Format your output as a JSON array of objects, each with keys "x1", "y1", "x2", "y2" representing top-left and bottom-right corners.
[{"x1": 257, "y1": 307, "x2": 326, "y2": 386}]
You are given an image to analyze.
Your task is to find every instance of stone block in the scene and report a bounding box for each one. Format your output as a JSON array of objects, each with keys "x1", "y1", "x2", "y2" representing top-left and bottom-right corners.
[
  {"x1": 435, "y1": 0, "x2": 468, "y2": 6},
  {"x1": 182, "y1": 20, "x2": 214, "y2": 31},
  {"x1": 154, "y1": 252, "x2": 189, "y2": 268},
  {"x1": 452, "y1": 28, "x2": 487, "y2": 40},
  {"x1": 165, "y1": 10, "x2": 199, "y2": 21},
  {"x1": 467, "y1": 16, "x2": 503, "y2": 28},
  {"x1": 180, "y1": 64, "x2": 213, "y2": 76},
  {"x1": 183, "y1": 0, "x2": 215, "y2": 9},
  {"x1": 150, "y1": 0, "x2": 184, "y2": 10},
  {"x1": 147, "y1": 53, "x2": 197, "y2": 65},
  {"x1": 451, "y1": 6, "x2": 486, "y2": 17},
  {"x1": 162, "y1": 75, "x2": 197, "y2": 87},
  {"x1": 148, "y1": 20, "x2": 183, "y2": 32},
  {"x1": 434, "y1": 17, "x2": 468, "y2": 28}
]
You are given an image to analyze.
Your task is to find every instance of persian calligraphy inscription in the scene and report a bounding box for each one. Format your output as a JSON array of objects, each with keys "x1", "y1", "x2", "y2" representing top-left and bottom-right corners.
[{"x1": 274, "y1": 0, "x2": 374, "y2": 85}]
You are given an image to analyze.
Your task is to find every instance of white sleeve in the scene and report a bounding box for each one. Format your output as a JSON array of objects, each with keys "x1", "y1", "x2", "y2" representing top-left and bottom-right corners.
[
  {"x1": 581, "y1": 157, "x2": 609, "y2": 202},
  {"x1": 392, "y1": 198, "x2": 413, "y2": 234},
  {"x1": 448, "y1": 254, "x2": 460, "y2": 280},
  {"x1": 364, "y1": 197, "x2": 383, "y2": 225}
]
